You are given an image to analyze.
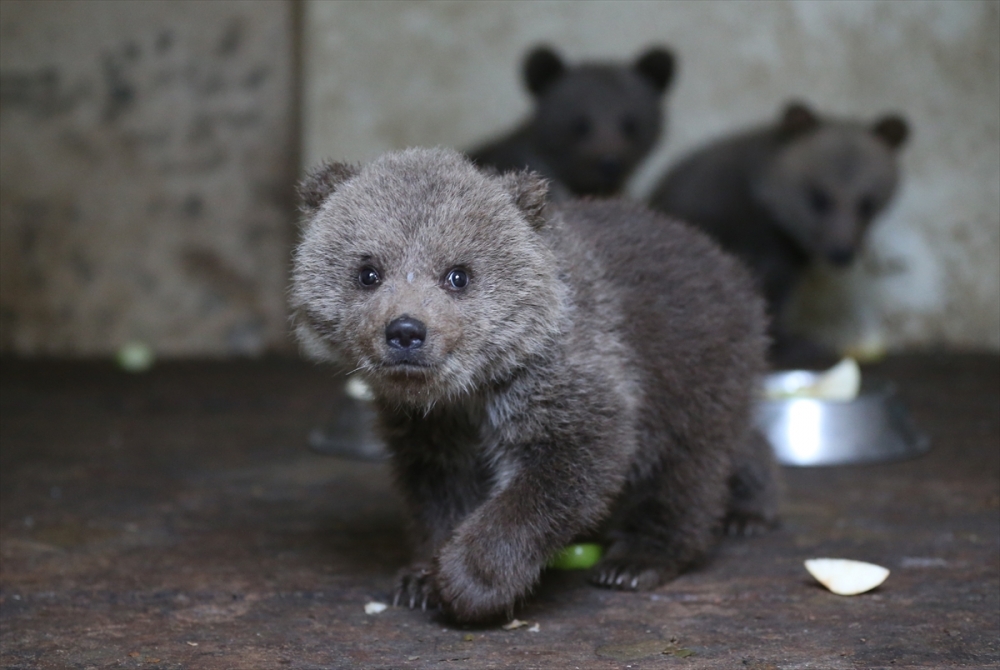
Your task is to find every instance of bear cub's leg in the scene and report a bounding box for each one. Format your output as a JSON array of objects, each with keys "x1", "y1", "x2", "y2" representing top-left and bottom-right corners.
[
  {"x1": 386, "y1": 423, "x2": 493, "y2": 613},
  {"x1": 724, "y1": 430, "x2": 781, "y2": 536},
  {"x1": 589, "y1": 431, "x2": 780, "y2": 590},
  {"x1": 590, "y1": 472, "x2": 728, "y2": 591}
]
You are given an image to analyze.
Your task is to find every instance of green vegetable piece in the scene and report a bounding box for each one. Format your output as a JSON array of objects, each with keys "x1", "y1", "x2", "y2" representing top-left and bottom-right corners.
[
  {"x1": 116, "y1": 341, "x2": 155, "y2": 373},
  {"x1": 547, "y1": 543, "x2": 602, "y2": 570}
]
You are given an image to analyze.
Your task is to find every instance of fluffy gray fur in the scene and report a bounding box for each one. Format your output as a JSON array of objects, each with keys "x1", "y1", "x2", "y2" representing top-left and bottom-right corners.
[
  {"x1": 648, "y1": 101, "x2": 909, "y2": 368},
  {"x1": 291, "y1": 148, "x2": 776, "y2": 623}
]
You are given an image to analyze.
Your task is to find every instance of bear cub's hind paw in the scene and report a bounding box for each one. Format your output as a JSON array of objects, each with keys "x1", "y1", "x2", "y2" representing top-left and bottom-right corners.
[
  {"x1": 722, "y1": 511, "x2": 778, "y2": 537},
  {"x1": 589, "y1": 559, "x2": 676, "y2": 591}
]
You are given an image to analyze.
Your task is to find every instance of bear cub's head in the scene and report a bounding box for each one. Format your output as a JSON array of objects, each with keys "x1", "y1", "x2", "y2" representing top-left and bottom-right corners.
[
  {"x1": 755, "y1": 101, "x2": 910, "y2": 267},
  {"x1": 525, "y1": 45, "x2": 675, "y2": 196},
  {"x1": 292, "y1": 148, "x2": 565, "y2": 409}
]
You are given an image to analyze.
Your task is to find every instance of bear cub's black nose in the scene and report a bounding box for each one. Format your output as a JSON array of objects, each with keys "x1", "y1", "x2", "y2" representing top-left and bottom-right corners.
[
  {"x1": 386, "y1": 316, "x2": 427, "y2": 350},
  {"x1": 597, "y1": 157, "x2": 623, "y2": 180}
]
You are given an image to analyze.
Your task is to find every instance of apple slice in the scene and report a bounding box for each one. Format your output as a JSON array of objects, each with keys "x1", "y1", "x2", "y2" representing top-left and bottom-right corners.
[
  {"x1": 364, "y1": 601, "x2": 388, "y2": 614},
  {"x1": 805, "y1": 558, "x2": 889, "y2": 595},
  {"x1": 764, "y1": 358, "x2": 861, "y2": 401}
]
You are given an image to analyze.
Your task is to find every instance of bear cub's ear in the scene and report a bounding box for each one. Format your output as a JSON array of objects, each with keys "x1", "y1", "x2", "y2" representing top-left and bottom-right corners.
[
  {"x1": 501, "y1": 170, "x2": 549, "y2": 230},
  {"x1": 523, "y1": 46, "x2": 566, "y2": 97},
  {"x1": 777, "y1": 101, "x2": 822, "y2": 141},
  {"x1": 633, "y1": 47, "x2": 676, "y2": 94},
  {"x1": 297, "y1": 161, "x2": 360, "y2": 213},
  {"x1": 871, "y1": 115, "x2": 909, "y2": 150}
]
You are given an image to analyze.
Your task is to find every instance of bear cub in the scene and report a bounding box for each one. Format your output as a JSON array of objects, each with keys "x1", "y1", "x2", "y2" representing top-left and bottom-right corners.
[
  {"x1": 292, "y1": 148, "x2": 777, "y2": 624},
  {"x1": 469, "y1": 45, "x2": 675, "y2": 199},
  {"x1": 648, "y1": 101, "x2": 909, "y2": 368}
]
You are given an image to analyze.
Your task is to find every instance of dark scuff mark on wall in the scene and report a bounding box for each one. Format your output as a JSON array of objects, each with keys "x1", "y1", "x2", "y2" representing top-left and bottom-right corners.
[
  {"x1": 217, "y1": 18, "x2": 244, "y2": 57},
  {"x1": 180, "y1": 247, "x2": 259, "y2": 305},
  {"x1": 101, "y1": 51, "x2": 137, "y2": 123},
  {"x1": 0, "y1": 68, "x2": 90, "y2": 117}
]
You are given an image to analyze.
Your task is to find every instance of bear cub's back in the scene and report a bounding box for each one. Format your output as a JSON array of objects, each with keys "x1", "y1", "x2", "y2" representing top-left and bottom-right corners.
[{"x1": 559, "y1": 199, "x2": 766, "y2": 355}]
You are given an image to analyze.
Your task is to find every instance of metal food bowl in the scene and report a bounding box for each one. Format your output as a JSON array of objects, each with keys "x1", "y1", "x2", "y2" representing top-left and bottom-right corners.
[
  {"x1": 308, "y1": 378, "x2": 387, "y2": 461},
  {"x1": 312, "y1": 374, "x2": 930, "y2": 467},
  {"x1": 757, "y1": 376, "x2": 930, "y2": 466}
]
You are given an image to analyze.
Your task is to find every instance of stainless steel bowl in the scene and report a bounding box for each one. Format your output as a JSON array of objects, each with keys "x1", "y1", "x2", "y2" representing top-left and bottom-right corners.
[
  {"x1": 756, "y1": 377, "x2": 930, "y2": 466},
  {"x1": 311, "y1": 374, "x2": 930, "y2": 467},
  {"x1": 308, "y1": 395, "x2": 388, "y2": 461}
]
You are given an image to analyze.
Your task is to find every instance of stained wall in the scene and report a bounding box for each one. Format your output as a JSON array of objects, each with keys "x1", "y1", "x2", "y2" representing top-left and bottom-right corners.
[{"x1": 0, "y1": 0, "x2": 297, "y2": 356}]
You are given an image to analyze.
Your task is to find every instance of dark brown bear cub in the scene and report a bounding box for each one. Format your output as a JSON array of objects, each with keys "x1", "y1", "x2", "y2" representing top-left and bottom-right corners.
[
  {"x1": 469, "y1": 45, "x2": 675, "y2": 199},
  {"x1": 291, "y1": 148, "x2": 777, "y2": 624}
]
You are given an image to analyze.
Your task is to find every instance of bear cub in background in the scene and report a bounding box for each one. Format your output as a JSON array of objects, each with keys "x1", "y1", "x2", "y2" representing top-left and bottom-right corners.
[
  {"x1": 648, "y1": 102, "x2": 909, "y2": 369},
  {"x1": 469, "y1": 45, "x2": 675, "y2": 199},
  {"x1": 292, "y1": 148, "x2": 777, "y2": 624}
]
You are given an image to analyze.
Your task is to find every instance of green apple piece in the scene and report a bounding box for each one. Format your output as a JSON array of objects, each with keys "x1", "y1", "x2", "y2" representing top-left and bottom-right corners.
[
  {"x1": 547, "y1": 543, "x2": 602, "y2": 570},
  {"x1": 116, "y1": 341, "x2": 155, "y2": 373}
]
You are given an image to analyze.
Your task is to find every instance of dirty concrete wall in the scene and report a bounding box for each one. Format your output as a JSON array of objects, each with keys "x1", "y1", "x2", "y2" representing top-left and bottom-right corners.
[
  {"x1": 0, "y1": 0, "x2": 296, "y2": 357},
  {"x1": 2, "y1": 1, "x2": 996, "y2": 358},
  {"x1": 303, "y1": 0, "x2": 1000, "y2": 354}
]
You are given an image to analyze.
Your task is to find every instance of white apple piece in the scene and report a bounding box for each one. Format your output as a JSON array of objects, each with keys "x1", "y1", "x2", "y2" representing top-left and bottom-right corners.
[
  {"x1": 805, "y1": 558, "x2": 890, "y2": 595},
  {"x1": 764, "y1": 357, "x2": 861, "y2": 401},
  {"x1": 364, "y1": 601, "x2": 388, "y2": 614}
]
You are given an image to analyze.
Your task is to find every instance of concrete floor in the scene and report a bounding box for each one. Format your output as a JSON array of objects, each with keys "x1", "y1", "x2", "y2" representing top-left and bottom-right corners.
[{"x1": 1, "y1": 355, "x2": 997, "y2": 669}]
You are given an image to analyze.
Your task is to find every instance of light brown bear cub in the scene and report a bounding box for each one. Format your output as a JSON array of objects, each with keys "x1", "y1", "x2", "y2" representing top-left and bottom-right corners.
[
  {"x1": 291, "y1": 148, "x2": 776, "y2": 624},
  {"x1": 649, "y1": 101, "x2": 909, "y2": 368}
]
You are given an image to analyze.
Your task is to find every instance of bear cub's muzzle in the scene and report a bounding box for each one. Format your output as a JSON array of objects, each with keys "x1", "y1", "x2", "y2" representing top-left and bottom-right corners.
[{"x1": 385, "y1": 315, "x2": 429, "y2": 366}]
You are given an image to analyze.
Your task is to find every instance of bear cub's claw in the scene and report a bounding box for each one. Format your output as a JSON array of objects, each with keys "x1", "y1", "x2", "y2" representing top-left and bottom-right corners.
[
  {"x1": 393, "y1": 563, "x2": 439, "y2": 612},
  {"x1": 722, "y1": 512, "x2": 777, "y2": 537},
  {"x1": 589, "y1": 559, "x2": 672, "y2": 591}
]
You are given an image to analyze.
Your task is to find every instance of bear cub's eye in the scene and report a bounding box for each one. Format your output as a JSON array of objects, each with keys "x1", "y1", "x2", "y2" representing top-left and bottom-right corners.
[
  {"x1": 358, "y1": 266, "x2": 380, "y2": 287},
  {"x1": 570, "y1": 117, "x2": 592, "y2": 140},
  {"x1": 445, "y1": 267, "x2": 469, "y2": 291},
  {"x1": 620, "y1": 115, "x2": 639, "y2": 140},
  {"x1": 856, "y1": 195, "x2": 877, "y2": 221},
  {"x1": 807, "y1": 185, "x2": 832, "y2": 216}
]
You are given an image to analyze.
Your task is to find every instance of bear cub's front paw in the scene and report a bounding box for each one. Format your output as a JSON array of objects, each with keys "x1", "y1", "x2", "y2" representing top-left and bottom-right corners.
[{"x1": 393, "y1": 562, "x2": 439, "y2": 611}]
